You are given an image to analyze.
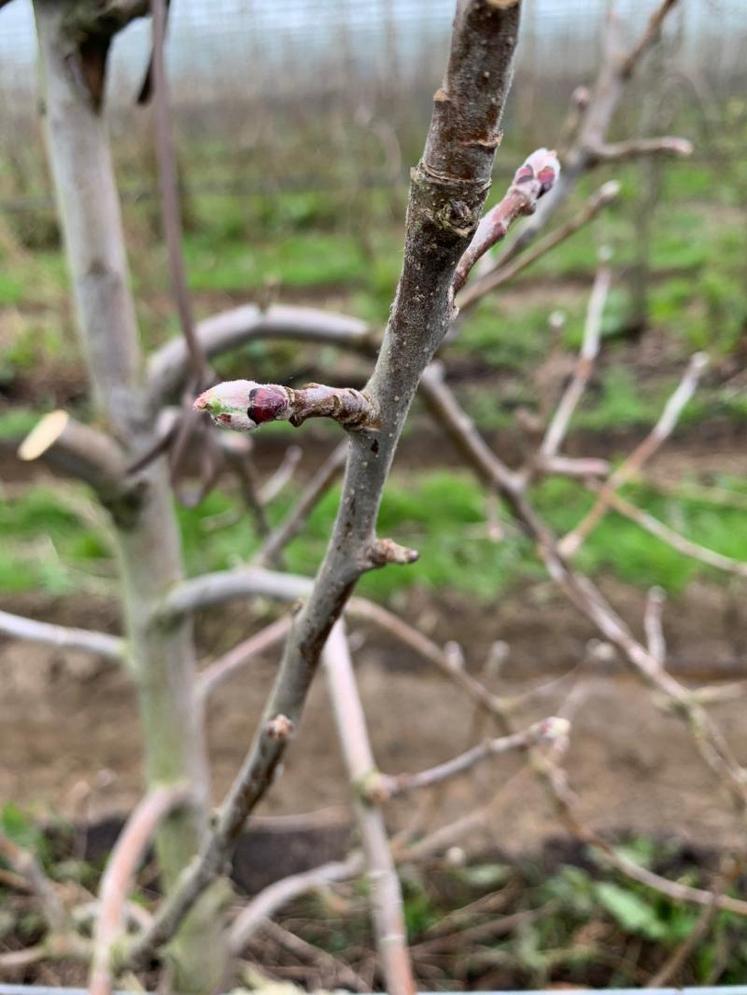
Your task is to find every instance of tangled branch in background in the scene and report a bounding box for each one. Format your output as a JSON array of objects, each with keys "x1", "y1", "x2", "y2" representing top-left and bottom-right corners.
[{"x1": 4, "y1": 0, "x2": 746, "y2": 991}]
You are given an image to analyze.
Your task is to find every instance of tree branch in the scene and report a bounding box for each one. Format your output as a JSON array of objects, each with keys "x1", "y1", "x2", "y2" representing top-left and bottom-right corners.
[
  {"x1": 196, "y1": 615, "x2": 292, "y2": 702},
  {"x1": 0, "y1": 833, "x2": 66, "y2": 934},
  {"x1": 149, "y1": 0, "x2": 207, "y2": 389},
  {"x1": 0, "y1": 609, "x2": 124, "y2": 662},
  {"x1": 589, "y1": 136, "x2": 692, "y2": 163},
  {"x1": 371, "y1": 717, "x2": 569, "y2": 800},
  {"x1": 125, "y1": 0, "x2": 523, "y2": 968},
  {"x1": 146, "y1": 305, "x2": 373, "y2": 407},
  {"x1": 17, "y1": 410, "x2": 130, "y2": 504},
  {"x1": 455, "y1": 180, "x2": 619, "y2": 312},
  {"x1": 89, "y1": 784, "x2": 190, "y2": 995},
  {"x1": 539, "y1": 256, "x2": 611, "y2": 460},
  {"x1": 323, "y1": 621, "x2": 415, "y2": 995},
  {"x1": 620, "y1": 0, "x2": 679, "y2": 79},
  {"x1": 419, "y1": 367, "x2": 747, "y2": 814},
  {"x1": 484, "y1": 0, "x2": 685, "y2": 271},
  {"x1": 252, "y1": 441, "x2": 348, "y2": 567},
  {"x1": 195, "y1": 380, "x2": 378, "y2": 433},
  {"x1": 452, "y1": 147, "x2": 559, "y2": 294},
  {"x1": 560, "y1": 352, "x2": 709, "y2": 556},
  {"x1": 228, "y1": 855, "x2": 363, "y2": 953},
  {"x1": 644, "y1": 586, "x2": 667, "y2": 666},
  {"x1": 591, "y1": 486, "x2": 747, "y2": 579}
]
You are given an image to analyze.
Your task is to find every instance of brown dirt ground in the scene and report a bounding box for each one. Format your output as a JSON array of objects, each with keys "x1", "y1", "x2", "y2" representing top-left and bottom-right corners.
[{"x1": 2, "y1": 570, "x2": 746, "y2": 861}]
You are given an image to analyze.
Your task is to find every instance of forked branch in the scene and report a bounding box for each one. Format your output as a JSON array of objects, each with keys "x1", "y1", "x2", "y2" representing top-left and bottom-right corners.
[{"x1": 126, "y1": 0, "x2": 524, "y2": 969}]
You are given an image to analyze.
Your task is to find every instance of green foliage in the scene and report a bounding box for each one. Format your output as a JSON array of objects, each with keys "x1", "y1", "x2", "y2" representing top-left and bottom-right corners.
[
  {"x1": 3, "y1": 467, "x2": 745, "y2": 602},
  {"x1": 594, "y1": 881, "x2": 669, "y2": 940},
  {"x1": 0, "y1": 803, "x2": 41, "y2": 853}
]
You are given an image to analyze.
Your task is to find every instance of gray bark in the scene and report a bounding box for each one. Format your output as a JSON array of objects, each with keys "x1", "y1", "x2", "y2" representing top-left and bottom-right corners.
[
  {"x1": 126, "y1": 0, "x2": 523, "y2": 966},
  {"x1": 33, "y1": 3, "x2": 226, "y2": 989}
]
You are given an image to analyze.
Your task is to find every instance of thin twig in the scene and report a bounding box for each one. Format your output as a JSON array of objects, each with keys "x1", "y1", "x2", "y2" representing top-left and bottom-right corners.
[
  {"x1": 620, "y1": 0, "x2": 680, "y2": 79},
  {"x1": 228, "y1": 855, "x2": 363, "y2": 953},
  {"x1": 259, "y1": 445, "x2": 303, "y2": 505},
  {"x1": 419, "y1": 367, "x2": 747, "y2": 815},
  {"x1": 560, "y1": 352, "x2": 709, "y2": 556},
  {"x1": 0, "y1": 609, "x2": 123, "y2": 662},
  {"x1": 0, "y1": 833, "x2": 66, "y2": 934},
  {"x1": 540, "y1": 256, "x2": 611, "y2": 460},
  {"x1": 259, "y1": 920, "x2": 369, "y2": 993},
  {"x1": 644, "y1": 586, "x2": 667, "y2": 666},
  {"x1": 125, "y1": 4, "x2": 524, "y2": 970},
  {"x1": 452, "y1": 147, "x2": 560, "y2": 294},
  {"x1": 196, "y1": 615, "x2": 292, "y2": 702},
  {"x1": 484, "y1": 0, "x2": 686, "y2": 272},
  {"x1": 149, "y1": 0, "x2": 207, "y2": 387},
  {"x1": 88, "y1": 784, "x2": 190, "y2": 995},
  {"x1": 371, "y1": 718, "x2": 569, "y2": 800},
  {"x1": 588, "y1": 485, "x2": 747, "y2": 578},
  {"x1": 590, "y1": 136, "x2": 692, "y2": 162},
  {"x1": 253, "y1": 442, "x2": 348, "y2": 567},
  {"x1": 455, "y1": 180, "x2": 619, "y2": 313},
  {"x1": 323, "y1": 621, "x2": 416, "y2": 995}
]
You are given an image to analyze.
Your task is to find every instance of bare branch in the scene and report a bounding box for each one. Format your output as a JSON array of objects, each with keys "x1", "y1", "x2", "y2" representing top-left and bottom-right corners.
[
  {"x1": 598, "y1": 488, "x2": 747, "y2": 579},
  {"x1": 195, "y1": 380, "x2": 377, "y2": 433},
  {"x1": 89, "y1": 784, "x2": 190, "y2": 995},
  {"x1": 420, "y1": 368, "x2": 747, "y2": 814},
  {"x1": 161, "y1": 565, "x2": 312, "y2": 619},
  {"x1": 560, "y1": 352, "x2": 709, "y2": 556},
  {"x1": 228, "y1": 855, "x2": 363, "y2": 952},
  {"x1": 452, "y1": 147, "x2": 560, "y2": 294},
  {"x1": 536, "y1": 731, "x2": 747, "y2": 918},
  {"x1": 485, "y1": 0, "x2": 684, "y2": 269},
  {"x1": 644, "y1": 586, "x2": 667, "y2": 666},
  {"x1": 0, "y1": 935, "x2": 90, "y2": 971},
  {"x1": 456, "y1": 180, "x2": 620, "y2": 312},
  {"x1": 146, "y1": 305, "x2": 373, "y2": 407},
  {"x1": 196, "y1": 615, "x2": 292, "y2": 702},
  {"x1": 126, "y1": 1, "x2": 523, "y2": 967},
  {"x1": 258, "y1": 445, "x2": 303, "y2": 505},
  {"x1": 540, "y1": 257, "x2": 611, "y2": 460},
  {"x1": 149, "y1": 0, "x2": 208, "y2": 389},
  {"x1": 323, "y1": 622, "x2": 415, "y2": 995},
  {"x1": 18, "y1": 410, "x2": 129, "y2": 502},
  {"x1": 372, "y1": 717, "x2": 569, "y2": 800},
  {"x1": 0, "y1": 833, "x2": 66, "y2": 934},
  {"x1": 259, "y1": 920, "x2": 369, "y2": 993},
  {"x1": 589, "y1": 136, "x2": 692, "y2": 163},
  {"x1": 538, "y1": 455, "x2": 611, "y2": 479},
  {"x1": 216, "y1": 435, "x2": 271, "y2": 537},
  {"x1": 620, "y1": 0, "x2": 679, "y2": 79},
  {"x1": 253, "y1": 442, "x2": 347, "y2": 567},
  {"x1": 0, "y1": 609, "x2": 124, "y2": 662}
]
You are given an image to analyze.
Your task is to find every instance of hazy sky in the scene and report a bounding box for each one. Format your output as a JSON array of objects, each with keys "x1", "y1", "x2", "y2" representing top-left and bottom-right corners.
[{"x1": 0, "y1": 0, "x2": 741, "y2": 90}]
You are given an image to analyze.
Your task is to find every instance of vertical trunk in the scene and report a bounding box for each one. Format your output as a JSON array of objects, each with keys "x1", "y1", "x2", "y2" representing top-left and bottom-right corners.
[{"x1": 33, "y1": 3, "x2": 226, "y2": 990}]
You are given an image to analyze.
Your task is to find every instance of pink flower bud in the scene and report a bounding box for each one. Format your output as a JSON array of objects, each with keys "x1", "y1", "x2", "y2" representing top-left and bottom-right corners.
[{"x1": 247, "y1": 385, "x2": 288, "y2": 424}]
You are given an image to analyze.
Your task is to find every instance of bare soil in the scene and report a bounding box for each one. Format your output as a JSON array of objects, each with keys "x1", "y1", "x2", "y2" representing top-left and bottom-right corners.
[{"x1": 2, "y1": 571, "x2": 746, "y2": 861}]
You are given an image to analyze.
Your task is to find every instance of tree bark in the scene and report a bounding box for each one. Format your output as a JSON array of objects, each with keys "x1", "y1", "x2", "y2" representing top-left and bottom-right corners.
[{"x1": 33, "y1": 3, "x2": 226, "y2": 990}]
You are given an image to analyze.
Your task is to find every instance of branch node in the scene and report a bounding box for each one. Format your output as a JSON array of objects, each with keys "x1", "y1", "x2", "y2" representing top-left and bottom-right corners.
[
  {"x1": 357, "y1": 769, "x2": 392, "y2": 805},
  {"x1": 368, "y1": 538, "x2": 420, "y2": 568},
  {"x1": 265, "y1": 714, "x2": 295, "y2": 741}
]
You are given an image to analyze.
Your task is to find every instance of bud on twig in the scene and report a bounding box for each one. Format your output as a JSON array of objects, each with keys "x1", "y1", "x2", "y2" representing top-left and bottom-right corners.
[
  {"x1": 195, "y1": 380, "x2": 378, "y2": 433},
  {"x1": 452, "y1": 147, "x2": 561, "y2": 293}
]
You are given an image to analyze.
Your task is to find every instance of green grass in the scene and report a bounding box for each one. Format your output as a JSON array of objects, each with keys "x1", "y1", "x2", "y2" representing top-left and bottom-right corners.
[{"x1": 2, "y1": 467, "x2": 745, "y2": 602}]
